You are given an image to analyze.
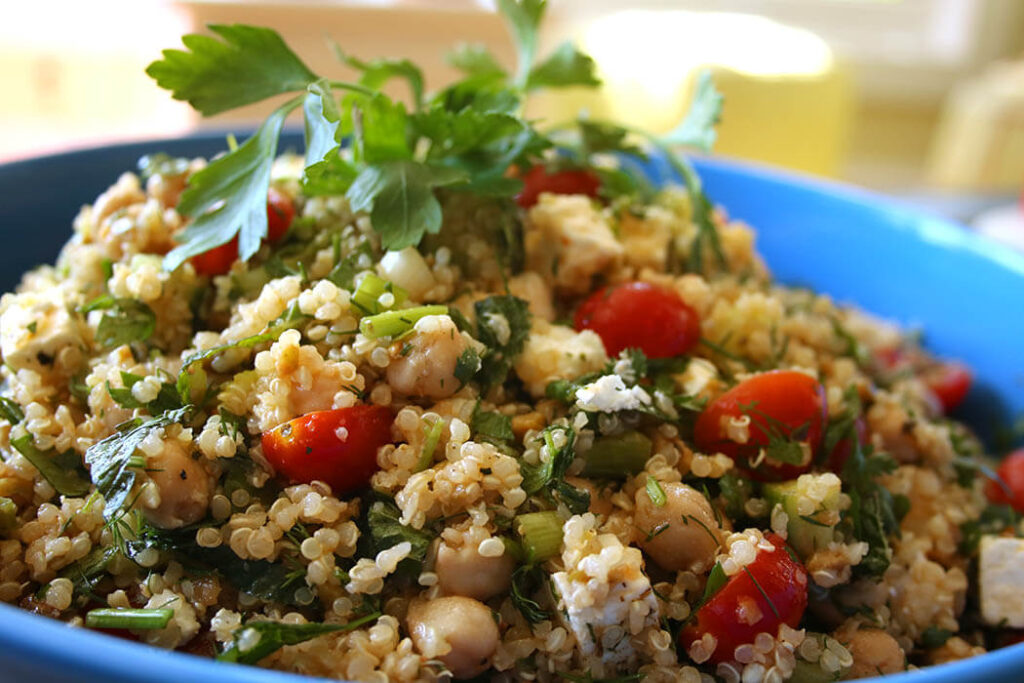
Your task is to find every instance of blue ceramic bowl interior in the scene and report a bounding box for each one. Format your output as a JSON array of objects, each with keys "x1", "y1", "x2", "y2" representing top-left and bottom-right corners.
[{"x1": 0, "y1": 133, "x2": 1022, "y2": 682}]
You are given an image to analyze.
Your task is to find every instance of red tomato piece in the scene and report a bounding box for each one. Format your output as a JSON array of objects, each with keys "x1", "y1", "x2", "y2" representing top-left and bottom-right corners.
[
  {"x1": 574, "y1": 281, "x2": 701, "y2": 359},
  {"x1": 826, "y1": 416, "x2": 868, "y2": 474},
  {"x1": 694, "y1": 370, "x2": 827, "y2": 481},
  {"x1": 986, "y1": 449, "x2": 1024, "y2": 513},
  {"x1": 188, "y1": 189, "x2": 295, "y2": 276},
  {"x1": 515, "y1": 165, "x2": 601, "y2": 208},
  {"x1": 680, "y1": 533, "x2": 808, "y2": 665},
  {"x1": 923, "y1": 362, "x2": 972, "y2": 413},
  {"x1": 261, "y1": 405, "x2": 393, "y2": 494},
  {"x1": 190, "y1": 237, "x2": 239, "y2": 276},
  {"x1": 266, "y1": 187, "x2": 295, "y2": 242}
]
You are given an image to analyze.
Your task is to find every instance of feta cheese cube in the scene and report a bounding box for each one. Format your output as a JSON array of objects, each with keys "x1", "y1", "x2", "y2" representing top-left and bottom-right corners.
[
  {"x1": 552, "y1": 514, "x2": 659, "y2": 674},
  {"x1": 0, "y1": 289, "x2": 86, "y2": 372},
  {"x1": 513, "y1": 322, "x2": 607, "y2": 397},
  {"x1": 980, "y1": 535, "x2": 1024, "y2": 627}
]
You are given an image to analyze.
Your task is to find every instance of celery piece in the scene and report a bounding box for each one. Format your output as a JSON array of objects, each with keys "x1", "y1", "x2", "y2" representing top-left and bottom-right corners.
[
  {"x1": 583, "y1": 431, "x2": 652, "y2": 479},
  {"x1": 515, "y1": 511, "x2": 564, "y2": 562},
  {"x1": 359, "y1": 304, "x2": 448, "y2": 340}
]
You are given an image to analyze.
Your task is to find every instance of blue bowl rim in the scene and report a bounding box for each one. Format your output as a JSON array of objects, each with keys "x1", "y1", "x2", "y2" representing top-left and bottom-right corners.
[{"x1": 1, "y1": 135, "x2": 1023, "y2": 682}]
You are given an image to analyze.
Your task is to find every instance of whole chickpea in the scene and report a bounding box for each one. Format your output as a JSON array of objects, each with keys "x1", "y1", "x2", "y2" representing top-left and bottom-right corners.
[
  {"x1": 407, "y1": 596, "x2": 499, "y2": 679},
  {"x1": 845, "y1": 629, "x2": 905, "y2": 678},
  {"x1": 386, "y1": 315, "x2": 469, "y2": 400},
  {"x1": 633, "y1": 481, "x2": 723, "y2": 572},
  {"x1": 435, "y1": 542, "x2": 515, "y2": 601},
  {"x1": 143, "y1": 441, "x2": 212, "y2": 529}
]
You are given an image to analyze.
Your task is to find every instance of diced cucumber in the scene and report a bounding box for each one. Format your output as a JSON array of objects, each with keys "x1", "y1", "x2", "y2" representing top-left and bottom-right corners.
[{"x1": 763, "y1": 473, "x2": 842, "y2": 558}]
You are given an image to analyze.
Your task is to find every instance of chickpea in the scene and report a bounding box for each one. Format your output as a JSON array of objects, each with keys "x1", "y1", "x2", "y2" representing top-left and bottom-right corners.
[
  {"x1": 633, "y1": 481, "x2": 723, "y2": 572},
  {"x1": 435, "y1": 542, "x2": 515, "y2": 601},
  {"x1": 143, "y1": 441, "x2": 213, "y2": 529},
  {"x1": 407, "y1": 596, "x2": 499, "y2": 679},
  {"x1": 845, "y1": 629, "x2": 905, "y2": 678},
  {"x1": 386, "y1": 315, "x2": 468, "y2": 400}
]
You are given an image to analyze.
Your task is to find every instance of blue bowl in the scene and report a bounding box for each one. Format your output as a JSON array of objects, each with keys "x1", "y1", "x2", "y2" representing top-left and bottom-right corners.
[{"x1": 1, "y1": 134, "x2": 1022, "y2": 682}]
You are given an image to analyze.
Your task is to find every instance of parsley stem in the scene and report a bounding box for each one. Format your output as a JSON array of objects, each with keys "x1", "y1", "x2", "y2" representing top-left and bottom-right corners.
[
  {"x1": 85, "y1": 607, "x2": 174, "y2": 630},
  {"x1": 326, "y1": 80, "x2": 377, "y2": 97}
]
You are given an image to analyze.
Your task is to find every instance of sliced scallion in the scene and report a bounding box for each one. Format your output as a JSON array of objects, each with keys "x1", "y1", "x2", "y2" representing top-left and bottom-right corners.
[
  {"x1": 359, "y1": 304, "x2": 447, "y2": 340},
  {"x1": 415, "y1": 417, "x2": 445, "y2": 472},
  {"x1": 351, "y1": 273, "x2": 407, "y2": 316},
  {"x1": 515, "y1": 511, "x2": 563, "y2": 562},
  {"x1": 85, "y1": 607, "x2": 174, "y2": 630}
]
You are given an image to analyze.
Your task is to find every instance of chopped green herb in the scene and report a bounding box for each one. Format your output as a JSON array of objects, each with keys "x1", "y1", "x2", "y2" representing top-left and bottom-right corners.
[
  {"x1": 11, "y1": 435, "x2": 91, "y2": 497},
  {"x1": 645, "y1": 477, "x2": 667, "y2": 507},
  {"x1": 471, "y1": 406, "x2": 515, "y2": 445},
  {"x1": 510, "y1": 564, "x2": 550, "y2": 624},
  {"x1": 0, "y1": 397, "x2": 24, "y2": 425},
  {"x1": 85, "y1": 406, "x2": 193, "y2": 520},
  {"x1": 80, "y1": 295, "x2": 156, "y2": 349}
]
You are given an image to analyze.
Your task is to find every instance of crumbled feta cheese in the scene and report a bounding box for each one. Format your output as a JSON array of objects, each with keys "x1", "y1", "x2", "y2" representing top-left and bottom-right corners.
[
  {"x1": 513, "y1": 322, "x2": 607, "y2": 397},
  {"x1": 0, "y1": 288, "x2": 86, "y2": 372},
  {"x1": 552, "y1": 514, "x2": 659, "y2": 674},
  {"x1": 980, "y1": 536, "x2": 1024, "y2": 627},
  {"x1": 525, "y1": 195, "x2": 624, "y2": 296},
  {"x1": 575, "y1": 375, "x2": 651, "y2": 413}
]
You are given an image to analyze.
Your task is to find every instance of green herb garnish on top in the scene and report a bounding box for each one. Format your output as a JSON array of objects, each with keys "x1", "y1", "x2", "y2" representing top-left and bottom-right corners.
[{"x1": 146, "y1": 0, "x2": 724, "y2": 273}]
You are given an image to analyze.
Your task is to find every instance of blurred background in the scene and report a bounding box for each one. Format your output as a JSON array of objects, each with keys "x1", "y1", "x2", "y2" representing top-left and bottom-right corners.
[{"x1": 2, "y1": 0, "x2": 1024, "y2": 243}]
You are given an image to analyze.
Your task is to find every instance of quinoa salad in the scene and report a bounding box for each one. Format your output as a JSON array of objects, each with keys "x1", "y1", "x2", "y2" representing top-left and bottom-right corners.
[{"x1": 2, "y1": 3, "x2": 1023, "y2": 682}]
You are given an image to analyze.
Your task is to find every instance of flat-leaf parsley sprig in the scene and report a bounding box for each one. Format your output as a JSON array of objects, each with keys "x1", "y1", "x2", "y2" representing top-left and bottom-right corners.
[{"x1": 147, "y1": 1, "x2": 724, "y2": 272}]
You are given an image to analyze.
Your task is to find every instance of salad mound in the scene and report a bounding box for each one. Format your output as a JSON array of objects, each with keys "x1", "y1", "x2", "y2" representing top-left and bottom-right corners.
[{"x1": 0, "y1": 2, "x2": 1019, "y2": 682}]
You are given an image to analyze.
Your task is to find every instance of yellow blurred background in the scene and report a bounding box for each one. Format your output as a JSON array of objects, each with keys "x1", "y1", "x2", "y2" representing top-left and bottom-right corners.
[{"x1": 2, "y1": 0, "x2": 1024, "y2": 197}]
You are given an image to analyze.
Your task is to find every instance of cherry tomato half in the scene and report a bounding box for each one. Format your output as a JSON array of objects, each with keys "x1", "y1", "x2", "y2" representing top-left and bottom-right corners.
[
  {"x1": 574, "y1": 281, "x2": 701, "y2": 359},
  {"x1": 189, "y1": 189, "x2": 296, "y2": 276},
  {"x1": 923, "y1": 362, "x2": 972, "y2": 413},
  {"x1": 680, "y1": 533, "x2": 808, "y2": 665},
  {"x1": 266, "y1": 186, "x2": 295, "y2": 242},
  {"x1": 986, "y1": 449, "x2": 1024, "y2": 514},
  {"x1": 261, "y1": 405, "x2": 393, "y2": 494},
  {"x1": 515, "y1": 165, "x2": 601, "y2": 208},
  {"x1": 694, "y1": 370, "x2": 827, "y2": 481}
]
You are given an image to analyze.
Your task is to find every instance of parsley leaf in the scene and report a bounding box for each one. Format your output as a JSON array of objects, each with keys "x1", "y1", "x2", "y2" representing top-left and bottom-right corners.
[
  {"x1": 471, "y1": 407, "x2": 515, "y2": 445},
  {"x1": 10, "y1": 436, "x2": 90, "y2": 498},
  {"x1": 510, "y1": 564, "x2": 550, "y2": 623},
  {"x1": 662, "y1": 70, "x2": 723, "y2": 153},
  {"x1": 473, "y1": 295, "x2": 532, "y2": 388},
  {"x1": 841, "y1": 440, "x2": 900, "y2": 577},
  {"x1": 446, "y1": 43, "x2": 507, "y2": 80},
  {"x1": 364, "y1": 498, "x2": 433, "y2": 573},
  {"x1": 165, "y1": 99, "x2": 302, "y2": 270},
  {"x1": 334, "y1": 47, "x2": 424, "y2": 110},
  {"x1": 526, "y1": 41, "x2": 600, "y2": 91},
  {"x1": 218, "y1": 614, "x2": 378, "y2": 664},
  {"x1": 345, "y1": 161, "x2": 467, "y2": 250},
  {"x1": 81, "y1": 295, "x2": 156, "y2": 349},
  {"x1": 132, "y1": 522, "x2": 310, "y2": 606},
  {"x1": 145, "y1": 24, "x2": 317, "y2": 116},
  {"x1": 302, "y1": 80, "x2": 357, "y2": 197},
  {"x1": 106, "y1": 371, "x2": 182, "y2": 415},
  {"x1": 85, "y1": 406, "x2": 192, "y2": 520},
  {"x1": 496, "y1": 0, "x2": 547, "y2": 87}
]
